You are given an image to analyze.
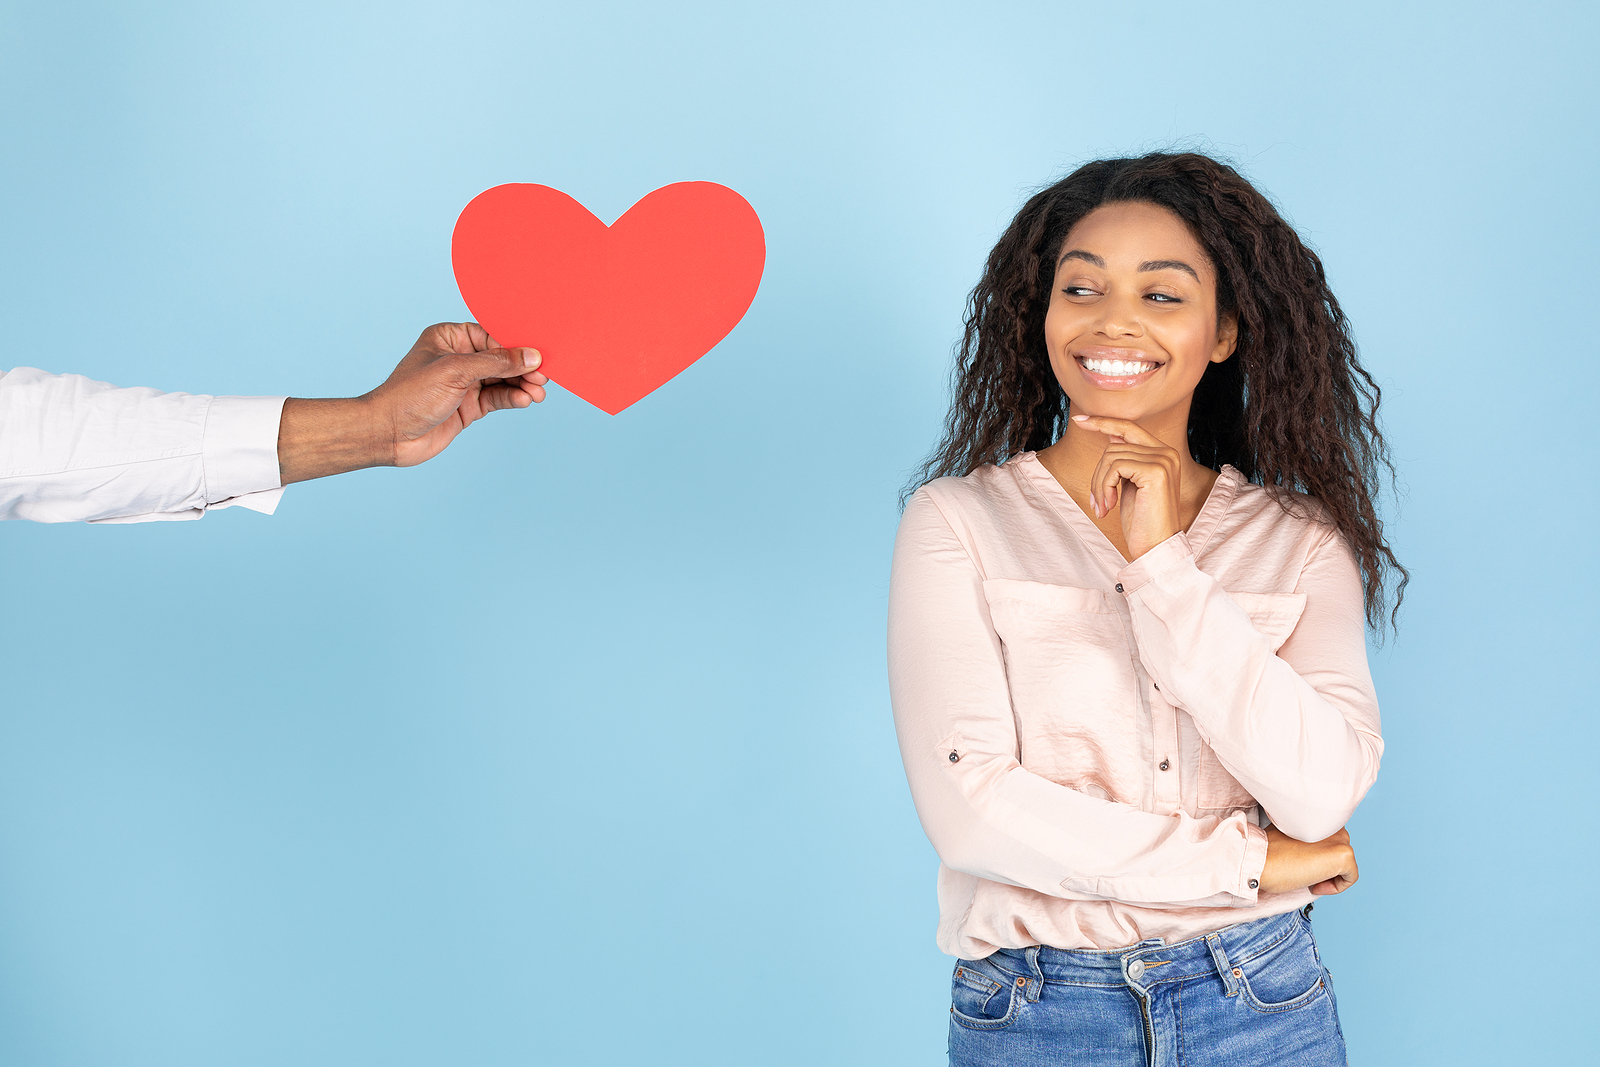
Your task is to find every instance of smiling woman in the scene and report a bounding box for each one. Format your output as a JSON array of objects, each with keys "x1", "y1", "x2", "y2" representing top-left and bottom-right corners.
[{"x1": 889, "y1": 153, "x2": 1406, "y2": 1067}]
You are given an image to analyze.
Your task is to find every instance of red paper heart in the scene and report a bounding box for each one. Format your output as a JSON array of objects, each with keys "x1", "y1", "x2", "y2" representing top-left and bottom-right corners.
[{"x1": 450, "y1": 181, "x2": 766, "y2": 415}]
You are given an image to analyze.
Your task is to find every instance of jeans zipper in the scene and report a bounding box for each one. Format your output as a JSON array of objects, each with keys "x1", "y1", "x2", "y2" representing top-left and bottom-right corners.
[{"x1": 1137, "y1": 991, "x2": 1154, "y2": 1066}]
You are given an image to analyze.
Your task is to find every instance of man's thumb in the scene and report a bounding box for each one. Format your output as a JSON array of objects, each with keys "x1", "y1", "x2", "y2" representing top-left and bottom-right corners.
[{"x1": 446, "y1": 346, "x2": 541, "y2": 385}]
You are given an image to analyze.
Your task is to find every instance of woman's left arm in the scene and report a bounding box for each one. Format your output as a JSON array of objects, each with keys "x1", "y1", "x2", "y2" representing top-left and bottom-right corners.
[{"x1": 1117, "y1": 526, "x2": 1382, "y2": 843}]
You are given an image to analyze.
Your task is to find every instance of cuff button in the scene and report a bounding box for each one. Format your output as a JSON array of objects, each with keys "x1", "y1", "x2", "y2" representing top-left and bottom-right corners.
[{"x1": 1248, "y1": 879, "x2": 1259, "y2": 890}]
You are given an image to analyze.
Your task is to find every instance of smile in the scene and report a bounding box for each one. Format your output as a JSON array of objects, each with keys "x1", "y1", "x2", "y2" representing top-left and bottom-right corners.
[
  {"x1": 1072, "y1": 351, "x2": 1165, "y2": 389},
  {"x1": 1078, "y1": 357, "x2": 1159, "y2": 376}
]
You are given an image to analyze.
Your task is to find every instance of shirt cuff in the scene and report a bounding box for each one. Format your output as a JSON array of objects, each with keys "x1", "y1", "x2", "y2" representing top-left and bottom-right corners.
[
  {"x1": 84, "y1": 486, "x2": 285, "y2": 523},
  {"x1": 1113, "y1": 531, "x2": 1194, "y2": 594},
  {"x1": 1237, "y1": 819, "x2": 1268, "y2": 904},
  {"x1": 202, "y1": 395, "x2": 286, "y2": 505},
  {"x1": 208, "y1": 486, "x2": 285, "y2": 515}
]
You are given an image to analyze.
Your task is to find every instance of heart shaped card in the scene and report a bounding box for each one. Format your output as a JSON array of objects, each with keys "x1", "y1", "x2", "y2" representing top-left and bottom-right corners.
[{"x1": 451, "y1": 181, "x2": 766, "y2": 415}]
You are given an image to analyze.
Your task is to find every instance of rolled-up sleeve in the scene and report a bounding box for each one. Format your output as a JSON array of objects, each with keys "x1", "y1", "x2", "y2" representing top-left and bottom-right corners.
[
  {"x1": 0, "y1": 367, "x2": 286, "y2": 524},
  {"x1": 889, "y1": 488, "x2": 1268, "y2": 908}
]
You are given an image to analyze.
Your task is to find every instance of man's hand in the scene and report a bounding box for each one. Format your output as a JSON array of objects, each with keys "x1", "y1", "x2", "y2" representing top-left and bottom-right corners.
[{"x1": 277, "y1": 323, "x2": 548, "y2": 485}]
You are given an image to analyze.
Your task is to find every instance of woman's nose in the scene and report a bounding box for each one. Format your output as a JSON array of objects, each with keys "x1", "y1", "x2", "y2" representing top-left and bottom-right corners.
[{"x1": 1093, "y1": 294, "x2": 1144, "y2": 338}]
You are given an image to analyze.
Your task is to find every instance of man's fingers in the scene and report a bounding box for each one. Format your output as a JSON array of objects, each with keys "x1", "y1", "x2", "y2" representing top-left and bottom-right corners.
[
  {"x1": 507, "y1": 376, "x2": 546, "y2": 404},
  {"x1": 418, "y1": 321, "x2": 472, "y2": 354},
  {"x1": 478, "y1": 383, "x2": 535, "y2": 413},
  {"x1": 437, "y1": 346, "x2": 543, "y2": 387},
  {"x1": 416, "y1": 321, "x2": 502, "y2": 356}
]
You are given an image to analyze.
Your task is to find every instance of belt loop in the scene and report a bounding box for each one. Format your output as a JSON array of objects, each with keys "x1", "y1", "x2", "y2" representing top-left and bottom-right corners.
[
  {"x1": 1205, "y1": 932, "x2": 1241, "y2": 998},
  {"x1": 1021, "y1": 945, "x2": 1044, "y2": 1002}
]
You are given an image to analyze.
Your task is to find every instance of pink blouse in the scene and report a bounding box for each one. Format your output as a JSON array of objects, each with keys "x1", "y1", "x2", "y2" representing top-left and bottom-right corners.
[{"x1": 887, "y1": 453, "x2": 1381, "y2": 957}]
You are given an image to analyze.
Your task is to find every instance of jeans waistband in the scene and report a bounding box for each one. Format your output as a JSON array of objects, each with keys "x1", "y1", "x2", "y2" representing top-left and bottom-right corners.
[{"x1": 986, "y1": 905, "x2": 1311, "y2": 991}]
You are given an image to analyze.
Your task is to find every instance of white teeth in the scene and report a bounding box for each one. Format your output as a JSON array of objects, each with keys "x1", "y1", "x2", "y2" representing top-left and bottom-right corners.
[{"x1": 1081, "y1": 357, "x2": 1155, "y2": 376}]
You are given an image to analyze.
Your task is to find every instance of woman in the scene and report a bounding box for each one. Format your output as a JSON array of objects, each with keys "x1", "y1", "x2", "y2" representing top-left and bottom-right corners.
[{"x1": 888, "y1": 152, "x2": 1404, "y2": 1066}]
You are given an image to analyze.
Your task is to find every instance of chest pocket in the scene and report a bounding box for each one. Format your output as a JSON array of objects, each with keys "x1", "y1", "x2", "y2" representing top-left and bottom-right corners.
[
  {"x1": 1194, "y1": 591, "x2": 1308, "y2": 813},
  {"x1": 981, "y1": 579, "x2": 1140, "y2": 799}
]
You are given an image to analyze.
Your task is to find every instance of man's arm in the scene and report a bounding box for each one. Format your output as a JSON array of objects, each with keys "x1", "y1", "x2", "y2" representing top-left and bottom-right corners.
[{"x1": 0, "y1": 323, "x2": 547, "y2": 524}]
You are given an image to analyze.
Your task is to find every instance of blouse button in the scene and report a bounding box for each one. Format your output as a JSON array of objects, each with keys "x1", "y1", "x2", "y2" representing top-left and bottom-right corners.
[
  {"x1": 1153, "y1": 683, "x2": 1160, "y2": 691},
  {"x1": 1248, "y1": 879, "x2": 1260, "y2": 890},
  {"x1": 1115, "y1": 583, "x2": 1124, "y2": 593},
  {"x1": 949, "y1": 751, "x2": 960, "y2": 763},
  {"x1": 1159, "y1": 760, "x2": 1170, "y2": 771}
]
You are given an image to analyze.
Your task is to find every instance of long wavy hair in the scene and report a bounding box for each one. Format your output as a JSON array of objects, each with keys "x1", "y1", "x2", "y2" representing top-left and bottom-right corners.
[{"x1": 907, "y1": 152, "x2": 1406, "y2": 630}]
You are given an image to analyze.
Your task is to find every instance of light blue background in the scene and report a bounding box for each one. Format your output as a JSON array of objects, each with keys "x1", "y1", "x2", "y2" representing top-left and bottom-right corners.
[{"x1": 1, "y1": 1, "x2": 1594, "y2": 1063}]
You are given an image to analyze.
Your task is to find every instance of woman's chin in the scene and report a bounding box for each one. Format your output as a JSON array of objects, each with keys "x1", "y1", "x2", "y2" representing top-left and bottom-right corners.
[{"x1": 1065, "y1": 396, "x2": 1158, "y2": 422}]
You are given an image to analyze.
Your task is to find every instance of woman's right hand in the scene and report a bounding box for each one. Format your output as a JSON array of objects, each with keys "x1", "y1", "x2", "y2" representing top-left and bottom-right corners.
[{"x1": 1259, "y1": 826, "x2": 1359, "y2": 896}]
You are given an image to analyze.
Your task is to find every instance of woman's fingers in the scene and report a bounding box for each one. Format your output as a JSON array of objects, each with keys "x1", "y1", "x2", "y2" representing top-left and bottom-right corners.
[
  {"x1": 1090, "y1": 446, "x2": 1176, "y2": 516},
  {"x1": 1260, "y1": 826, "x2": 1361, "y2": 896},
  {"x1": 1078, "y1": 416, "x2": 1186, "y2": 554},
  {"x1": 1077, "y1": 415, "x2": 1179, "y2": 519},
  {"x1": 1302, "y1": 831, "x2": 1358, "y2": 895},
  {"x1": 1309, "y1": 867, "x2": 1358, "y2": 895},
  {"x1": 1072, "y1": 414, "x2": 1166, "y2": 448}
]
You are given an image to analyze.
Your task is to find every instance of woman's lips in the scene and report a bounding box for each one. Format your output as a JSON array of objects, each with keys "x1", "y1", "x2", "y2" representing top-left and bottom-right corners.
[{"x1": 1074, "y1": 352, "x2": 1163, "y2": 390}]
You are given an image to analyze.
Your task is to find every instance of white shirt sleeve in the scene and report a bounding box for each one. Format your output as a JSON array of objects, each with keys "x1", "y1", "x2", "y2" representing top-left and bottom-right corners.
[{"x1": 0, "y1": 366, "x2": 287, "y2": 524}]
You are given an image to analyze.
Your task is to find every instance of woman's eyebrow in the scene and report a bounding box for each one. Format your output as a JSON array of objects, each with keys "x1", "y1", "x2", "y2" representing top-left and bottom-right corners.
[
  {"x1": 1056, "y1": 250, "x2": 1200, "y2": 282},
  {"x1": 1138, "y1": 259, "x2": 1200, "y2": 280},
  {"x1": 1057, "y1": 249, "x2": 1104, "y2": 268}
]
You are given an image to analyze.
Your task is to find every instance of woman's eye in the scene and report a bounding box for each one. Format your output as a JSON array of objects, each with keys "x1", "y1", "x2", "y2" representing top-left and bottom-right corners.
[
  {"x1": 1146, "y1": 293, "x2": 1181, "y2": 303},
  {"x1": 1063, "y1": 286, "x2": 1098, "y2": 297}
]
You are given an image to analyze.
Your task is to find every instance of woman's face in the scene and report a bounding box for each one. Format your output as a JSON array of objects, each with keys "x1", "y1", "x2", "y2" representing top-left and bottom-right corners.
[{"x1": 1044, "y1": 201, "x2": 1237, "y2": 427}]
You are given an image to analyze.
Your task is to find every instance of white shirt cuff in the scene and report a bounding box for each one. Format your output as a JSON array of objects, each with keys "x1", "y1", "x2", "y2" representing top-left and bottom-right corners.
[{"x1": 202, "y1": 395, "x2": 286, "y2": 505}]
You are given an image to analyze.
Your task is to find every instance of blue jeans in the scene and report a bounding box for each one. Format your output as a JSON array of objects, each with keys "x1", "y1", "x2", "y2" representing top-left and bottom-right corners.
[{"x1": 948, "y1": 906, "x2": 1345, "y2": 1066}]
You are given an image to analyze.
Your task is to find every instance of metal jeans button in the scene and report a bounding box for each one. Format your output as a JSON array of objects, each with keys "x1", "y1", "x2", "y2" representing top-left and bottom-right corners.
[{"x1": 1128, "y1": 959, "x2": 1145, "y2": 979}]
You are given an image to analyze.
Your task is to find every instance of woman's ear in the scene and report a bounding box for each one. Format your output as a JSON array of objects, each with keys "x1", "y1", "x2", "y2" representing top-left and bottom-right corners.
[{"x1": 1212, "y1": 313, "x2": 1239, "y2": 363}]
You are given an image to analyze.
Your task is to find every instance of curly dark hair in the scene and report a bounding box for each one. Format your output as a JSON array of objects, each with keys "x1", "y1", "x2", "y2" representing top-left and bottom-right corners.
[{"x1": 907, "y1": 152, "x2": 1406, "y2": 630}]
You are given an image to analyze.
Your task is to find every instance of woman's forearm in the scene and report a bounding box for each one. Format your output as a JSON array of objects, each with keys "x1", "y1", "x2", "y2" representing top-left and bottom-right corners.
[{"x1": 1119, "y1": 530, "x2": 1382, "y2": 842}]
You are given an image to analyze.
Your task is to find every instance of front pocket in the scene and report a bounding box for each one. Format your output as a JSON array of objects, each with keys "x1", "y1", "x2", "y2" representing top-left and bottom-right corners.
[
  {"x1": 949, "y1": 958, "x2": 1024, "y2": 1031},
  {"x1": 981, "y1": 579, "x2": 1112, "y2": 616},
  {"x1": 1196, "y1": 742, "x2": 1256, "y2": 813},
  {"x1": 1234, "y1": 920, "x2": 1329, "y2": 1014},
  {"x1": 980, "y1": 579, "x2": 1139, "y2": 795},
  {"x1": 1225, "y1": 591, "x2": 1308, "y2": 653}
]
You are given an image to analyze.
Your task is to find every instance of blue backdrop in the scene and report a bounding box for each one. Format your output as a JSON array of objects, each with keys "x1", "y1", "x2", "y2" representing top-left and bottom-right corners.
[{"x1": 1, "y1": 2, "x2": 1594, "y2": 1063}]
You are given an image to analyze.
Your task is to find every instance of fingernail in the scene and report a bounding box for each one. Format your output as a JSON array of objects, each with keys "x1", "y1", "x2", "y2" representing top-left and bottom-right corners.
[
  {"x1": 523, "y1": 349, "x2": 541, "y2": 369},
  {"x1": 1071, "y1": 414, "x2": 1089, "y2": 422}
]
